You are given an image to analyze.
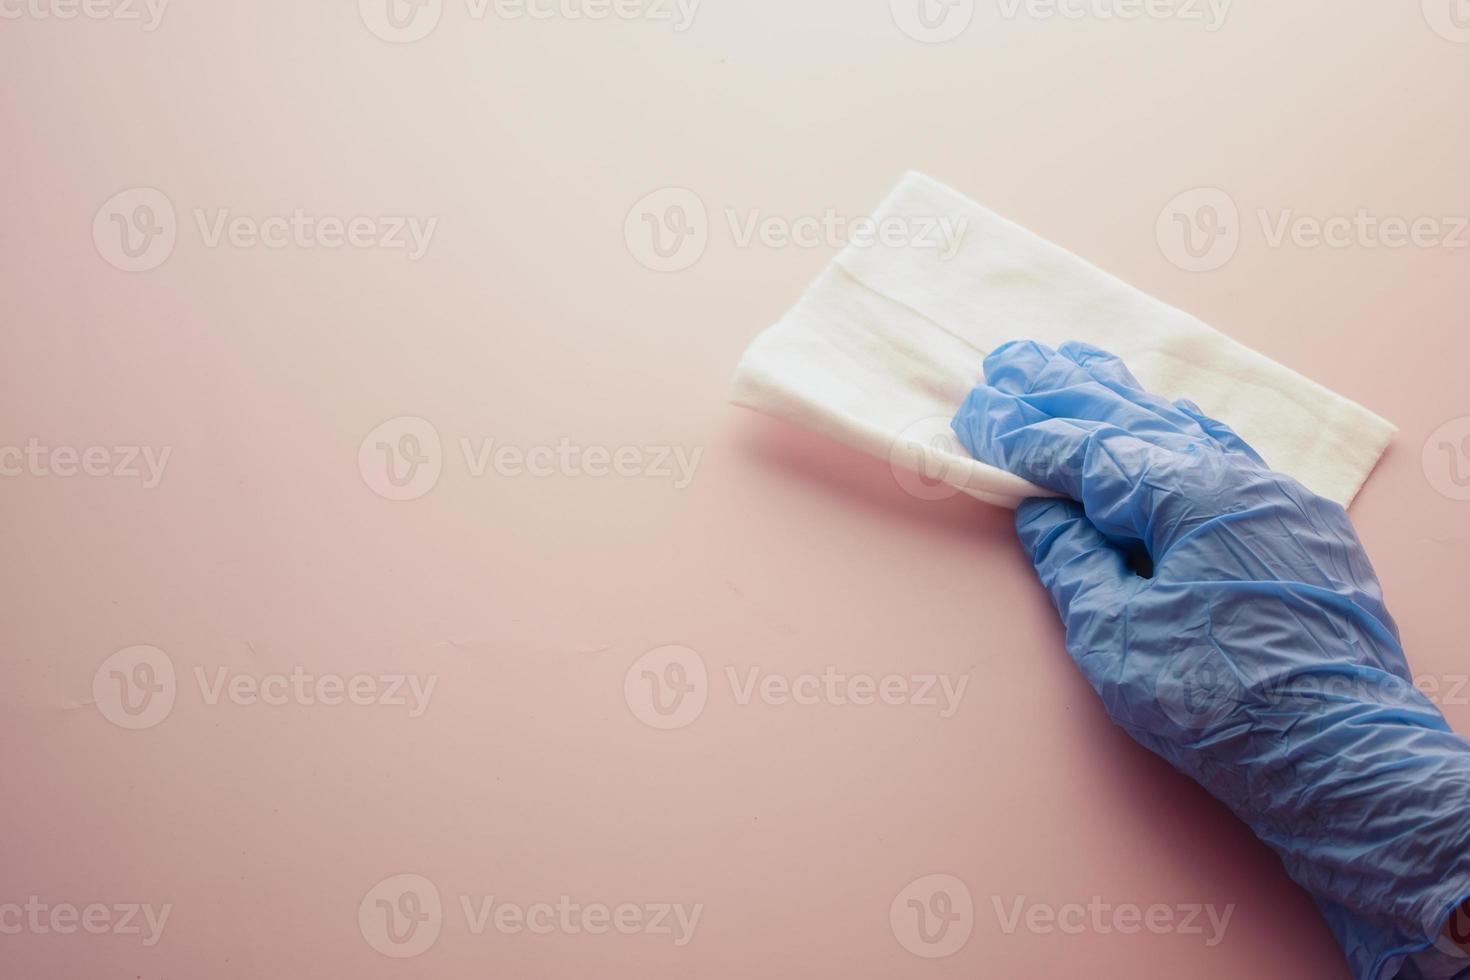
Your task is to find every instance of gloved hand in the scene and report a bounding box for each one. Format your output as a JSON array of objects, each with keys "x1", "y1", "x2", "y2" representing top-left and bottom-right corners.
[{"x1": 951, "y1": 340, "x2": 1470, "y2": 980}]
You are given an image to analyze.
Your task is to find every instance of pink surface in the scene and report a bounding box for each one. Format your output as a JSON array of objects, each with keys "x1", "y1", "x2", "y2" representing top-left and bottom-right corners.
[{"x1": 4, "y1": 3, "x2": 1470, "y2": 978}]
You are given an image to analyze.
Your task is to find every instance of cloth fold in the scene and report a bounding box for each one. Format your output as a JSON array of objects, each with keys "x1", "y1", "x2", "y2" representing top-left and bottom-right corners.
[{"x1": 731, "y1": 172, "x2": 1396, "y2": 508}]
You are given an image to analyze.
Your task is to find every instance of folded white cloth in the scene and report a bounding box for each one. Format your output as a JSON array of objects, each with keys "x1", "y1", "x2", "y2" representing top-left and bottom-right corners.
[{"x1": 731, "y1": 172, "x2": 1396, "y2": 508}]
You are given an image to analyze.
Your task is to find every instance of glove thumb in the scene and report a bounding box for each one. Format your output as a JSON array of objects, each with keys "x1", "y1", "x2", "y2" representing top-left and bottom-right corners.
[{"x1": 1015, "y1": 498, "x2": 1135, "y2": 633}]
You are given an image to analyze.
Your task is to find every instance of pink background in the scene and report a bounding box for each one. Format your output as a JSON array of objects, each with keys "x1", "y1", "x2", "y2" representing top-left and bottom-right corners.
[{"x1": 5, "y1": 1, "x2": 1470, "y2": 977}]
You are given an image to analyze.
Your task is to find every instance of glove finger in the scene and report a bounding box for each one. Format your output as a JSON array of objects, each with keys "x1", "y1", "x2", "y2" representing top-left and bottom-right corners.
[
  {"x1": 1055, "y1": 341, "x2": 1147, "y2": 391},
  {"x1": 983, "y1": 341, "x2": 1202, "y2": 447},
  {"x1": 983, "y1": 340, "x2": 1085, "y2": 396},
  {"x1": 1015, "y1": 498, "x2": 1136, "y2": 678},
  {"x1": 1058, "y1": 341, "x2": 1213, "y2": 440},
  {"x1": 1173, "y1": 398, "x2": 1269, "y2": 466},
  {"x1": 953, "y1": 385, "x2": 1181, "y2": 547}
]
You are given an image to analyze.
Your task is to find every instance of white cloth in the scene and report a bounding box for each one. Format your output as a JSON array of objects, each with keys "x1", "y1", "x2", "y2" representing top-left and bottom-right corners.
[{"x1": 730, "y1": 172, "x2": 1396, "y2": 509}]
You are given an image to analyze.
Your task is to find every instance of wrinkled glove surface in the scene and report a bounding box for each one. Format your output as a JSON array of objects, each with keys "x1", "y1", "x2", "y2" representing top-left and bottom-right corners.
[{"x1": 952, "y1": 341, "x2": 1470, "y2": 980}]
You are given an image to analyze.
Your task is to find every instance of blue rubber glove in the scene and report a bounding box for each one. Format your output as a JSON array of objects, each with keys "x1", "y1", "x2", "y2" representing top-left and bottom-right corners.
[{"x1": 952, "y1": 340, "x2": 1470, "y2": 980}]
